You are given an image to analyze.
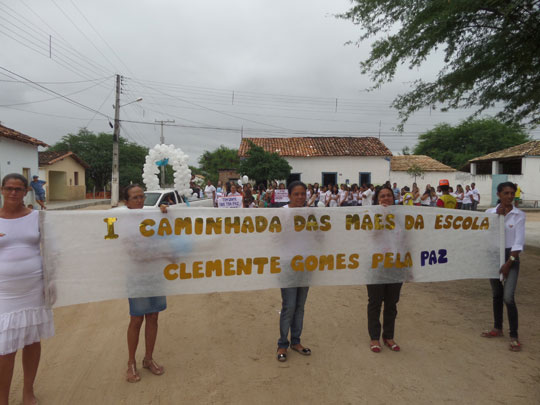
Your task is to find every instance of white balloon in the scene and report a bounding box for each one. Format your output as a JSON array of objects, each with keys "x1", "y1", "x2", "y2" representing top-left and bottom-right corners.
[{"x1": 242, "y1": 175, "x2": 249, "y2": 184}]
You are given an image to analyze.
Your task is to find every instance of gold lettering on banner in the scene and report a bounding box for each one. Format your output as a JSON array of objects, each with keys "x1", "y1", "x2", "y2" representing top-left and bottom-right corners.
[
  {"x1": 434, "y1": 215, "x2": 490, "y2": 230},
  {"x1": 158, "y1": 218, "x2": 172, "y2": 236},
  {"x1": 139, "y1": 219, "x2": 155, "y2": 237},
  {"x1": 371, "y1": 252, "x2": 412, "y2": 269},
  {"x1": 164, "y1": 264, "x2": 179, "y2": 280},
  {"x1": 175, "y1": 217, "x2": 192, "y2": 234},
  {"x1": 103, "y1": 217, "x2": 119, "y2": 240}
]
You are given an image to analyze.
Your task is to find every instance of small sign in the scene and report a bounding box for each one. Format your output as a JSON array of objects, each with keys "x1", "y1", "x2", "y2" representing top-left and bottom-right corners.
[
  {"x1": 274, "y1": 189, "x2": 289, "y2": 203},
  {"x1": 217, "y1": 196, "x2": 243, "y2": 208}
]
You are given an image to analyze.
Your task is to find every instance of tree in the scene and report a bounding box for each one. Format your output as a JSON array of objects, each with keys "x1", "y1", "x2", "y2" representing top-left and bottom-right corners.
[
  {"x1": 238, "y1": 141, "x2": 292, "y2": 185},
  {"x1": 339, "y1": 1, "x2": 540, "y2": 128},
  {"x1": 198, "y1": 146, "x2": 240, "y2": 184},
  {"x1": 401, "y1": 146, "x2": 411, "y2": 155},
  {"x1": 406, "y1": 164, "x2": 425, "y2": 183},
  {"x1": 48, "y1": 128, "x2": 149, "y2": 190},
  {"x1": 413, "y1": 118, "x2": 530, "y2": 169}
]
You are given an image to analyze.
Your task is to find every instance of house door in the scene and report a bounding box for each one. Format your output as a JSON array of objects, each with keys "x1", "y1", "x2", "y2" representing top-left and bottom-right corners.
[
  {"x1": 322, "y1": 172, "x2": 337, "y2": 187},
  {"x1": 287, "y1": 173, "x2": 301, "y2": 186},
  {"x1": 491, "y1": 174, "x2": 508, "y2": 206}
]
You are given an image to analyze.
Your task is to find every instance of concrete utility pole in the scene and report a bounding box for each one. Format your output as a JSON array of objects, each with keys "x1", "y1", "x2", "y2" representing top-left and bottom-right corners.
[
  {"x1": 111, "y1": 74, "x2": 121, "y2": 207},
  {"x1": 155, "y1": 119, "x2": 175, "y2": 185}
]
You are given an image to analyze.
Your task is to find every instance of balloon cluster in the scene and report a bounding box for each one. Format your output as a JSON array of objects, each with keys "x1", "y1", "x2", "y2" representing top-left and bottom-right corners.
[
  {"x1": 238, "y1": 175, "x2": 249, "y2": 186},
  {"x1": 142, "y1": 144, "x2": 192, "y2": 197}
]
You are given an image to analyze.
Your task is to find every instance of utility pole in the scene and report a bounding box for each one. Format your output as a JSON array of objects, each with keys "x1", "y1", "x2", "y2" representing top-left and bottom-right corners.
[
  {"x1": 155, "y1": 119, "x2": 175, "y2": 186},
  {"x1": 111, "y1": 74, "x2": 121, "y2": 207}
]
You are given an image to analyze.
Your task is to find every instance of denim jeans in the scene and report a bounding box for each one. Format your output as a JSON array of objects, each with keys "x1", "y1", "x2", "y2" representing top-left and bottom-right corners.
[
  {"x1": 489, "y1": 248, "x2": 519, "y2": 338},
  {"x1": 278, "y1": 287, "x2": 309, "y2": 348},
  {"x1": 366, "y1": 283, "x2": 402, "y2": 340},
  {"x1": 462, "y1": 203, "x2": 472, "y2": 210}
]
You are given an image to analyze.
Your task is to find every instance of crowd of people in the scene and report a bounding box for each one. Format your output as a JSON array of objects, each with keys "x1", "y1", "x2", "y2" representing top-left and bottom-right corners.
[
  {"x1": 0, "y1": 172, "x2": 526, "y2": 403},
  {"x1": 202, "y1": 178, "x2": 494, "y2": 210}
]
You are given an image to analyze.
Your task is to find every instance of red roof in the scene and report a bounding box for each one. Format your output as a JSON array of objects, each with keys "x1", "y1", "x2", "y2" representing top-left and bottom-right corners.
[
  {"x1": 0, "y1": 124, "x2": 48, "y2": 147},
  {"x1": 239, "y1": 137, "x2": 392, "y2": 157},
  {"x1": 39, "y1": 151, "x2": 90, "y2": 169}
]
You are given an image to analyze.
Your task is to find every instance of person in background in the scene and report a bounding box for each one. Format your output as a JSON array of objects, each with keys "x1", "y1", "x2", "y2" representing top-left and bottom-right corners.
[
  {"x1": 455, "y1": 185, "x2": 465, "y2": 209},
  {"x1": 328, "y1": 185, "x2": 339, "y2": 207},
  {"x1": 0, "y1": 173, "x2": 55, "y2": 404},
  {"x1": 277, "y1": 181, "x2": 311, "y2": 362},
  {"x1": 471, "y1": 183, "x2": 480, "y2": 210},
  {"x1": 362, "y1": 184, "x2": 374, "y2": 206},
  {"x1": 482, "y1": 182, "x2": 525, "y2": 352},
  {"x1": 243, "y1": 189, "x2": 256, "y2": 208},
  {"x1": 436, "y1": 179, "x2": 457, "y2": 208},
  {"x1": 228, "y1": 184, "x2": 241, "y2": 197},
  {"x1": 420, "y1": 184, "x2": 431, "y2": 207},
  {"x1": 392, "y1": 182, "x2": 400, "y2": 202},
  {"x1": 318, "y1": 185, "x2": 328, "y2": 207},
  {"x1": 514, "y1": 184, "x2": 523, "y2": 207},
  {"x1": 367, "y1": 184, "x2": 402, "y2": 353},
  {"x1": 430, "y1": 187, "x2": 438, "y2": 207},
  {"x1": 124, "y1": 185, "x2": 167, "y2": 383},
  {"x1": 29, "y1": 175, "x2": 47, "y2": 210},
  {"x1": 462, "y1": 185, "x2": 473, "y2": 210},
  {"x1": 339, "y1": 184, "x2": 349, "y2": 206},
  {"x1": 401, "y1": 187, "x2": 413, "y2": 206},
  {"x1": 350, "y1": 184, "x2": 360, "y2": 206},
  {"x1": 204, "y1": 180, "x2": 216, "y2": 203},
  {"x1": 412, "y1": 184, "x2": 421, "y2": 206}
]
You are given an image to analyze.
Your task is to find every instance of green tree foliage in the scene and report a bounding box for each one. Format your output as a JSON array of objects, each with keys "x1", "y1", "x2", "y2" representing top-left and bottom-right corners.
[
  {"x1": 48, "y1": 129, "x2": 149, "y2": 190},
  {"x1": 339, "y1": 1, "x2": 540, "y2": 127},
  {"x1": 238, "y1": 141, "x2": 292, "y2": 184},
  {"x1": 413, "y1": 118, "x2": 531, "y2": 169},
  {"x1": 406, "y1": 164, "x2": 425, "y2": 183},
  {"x1": 198, "y1": 146, "x2": 240, "y2": 184}
]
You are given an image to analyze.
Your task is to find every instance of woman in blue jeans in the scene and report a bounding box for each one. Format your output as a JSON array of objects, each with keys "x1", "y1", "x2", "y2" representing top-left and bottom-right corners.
[
  {"x1": 277, "y1": 181, "x2": 311, "y2": 362},
  {"x1": 482, "y1": 182, "x2": 525, "y2": 351}
]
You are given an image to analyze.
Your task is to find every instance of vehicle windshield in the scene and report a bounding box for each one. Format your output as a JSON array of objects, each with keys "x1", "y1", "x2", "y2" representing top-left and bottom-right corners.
[{"x1": 144, "y1": 192, "x2": 161, "y2": 206}]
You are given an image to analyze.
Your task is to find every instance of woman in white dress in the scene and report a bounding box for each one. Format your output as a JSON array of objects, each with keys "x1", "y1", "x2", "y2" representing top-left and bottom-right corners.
[{"x1": 0, "y1": 173, "x2": 54, "y2": 405}]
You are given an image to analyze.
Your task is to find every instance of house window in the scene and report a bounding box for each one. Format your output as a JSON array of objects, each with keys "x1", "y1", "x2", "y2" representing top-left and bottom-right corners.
[
  {"x1": 287, "y1": 173, "x2": 301, "y2": 185},
  {"x1": 322, "y1": 172, "x2": 337, "y2": 186},
  {"x1": 500, "y1": 159, "x2": 522, "y2": 175},
  {"x1": 476, "y1": 162, "x2": 492, "y2": 175},
  {"x1": 22, "y1": 168, "x2": 30, "y2": 181},
  {"x1": 74, "y1": 171, "x2": 79, "y2": 186},
  {"x1": 359, "y1": 172, "x2": 371, "y2": 187}
]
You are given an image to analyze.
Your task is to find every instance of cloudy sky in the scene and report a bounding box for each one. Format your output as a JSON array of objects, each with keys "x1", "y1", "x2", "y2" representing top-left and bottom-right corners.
[{"x1": 1, "y1": 0, "x2": 539, "y2": 165}]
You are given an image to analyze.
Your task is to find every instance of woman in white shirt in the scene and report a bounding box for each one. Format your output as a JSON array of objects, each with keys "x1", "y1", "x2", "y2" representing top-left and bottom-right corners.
[
  {"x1": 277, "y1": 181, "x2": 311, "y2": 362},
  {"x1": 455, "y1": 185, "x2": 465, "y2": 209},
  {"x1": 462, "y1": 185, "x2": 473, "y2": 210},
  {"x1": 482, "y1": 182, "x2": 525, "y2": 352},
  {"x1": 420, "y1": 185, "x2": 431, "y2": 206},
  {"x1": 328, "y1": 185, "x2": 339, "y2": 207}
]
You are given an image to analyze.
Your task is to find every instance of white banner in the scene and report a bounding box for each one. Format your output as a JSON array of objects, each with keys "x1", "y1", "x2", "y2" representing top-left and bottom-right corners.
[
  {"x1": 41, "y1": 206, "x2": 504, "y2": 307},
  {"x1": 273, "y1": 189, "x2": 289, "y2": 203},
  {"x1": 217, "y1": 196, "x2": 242, "y2": 208}
]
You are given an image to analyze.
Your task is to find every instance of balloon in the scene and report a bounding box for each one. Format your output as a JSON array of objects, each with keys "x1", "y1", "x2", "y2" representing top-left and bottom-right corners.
[{"x1": 242, "y1": 175, "x2": 249, "y2": 184}]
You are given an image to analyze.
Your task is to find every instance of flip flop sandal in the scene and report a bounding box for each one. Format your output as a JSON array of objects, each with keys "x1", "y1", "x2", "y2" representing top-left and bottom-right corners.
[
  {"x1": 509, "y1": 340, "x2": 522, "y2": 352},
  {"x1": 292, "y1": 346, "x2": 311, "y2": 356},
  {"x1": 142, "y1": 358, "x2": 165, "y2": 375},
  {"x1": 370, "y1": 344, "x2": 381, "y2": 353},
  {"x1": 126, "y1": 363, "x2": 141, "y2": 383},
  {"x1": 481, "y1": 330, "x2": 504, "y2": 338},
  {"x1": 276, "y1": 350, "x2": 287, "y2": 362},
  {"x1": 383, "y1": 339, "x2": 400, "y2": 352}
]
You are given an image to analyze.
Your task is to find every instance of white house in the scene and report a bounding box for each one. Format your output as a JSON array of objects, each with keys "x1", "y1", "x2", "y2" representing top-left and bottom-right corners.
[
  {"x1": 238, "y1": 137, "x2": 392, "y2": 186},
  {"x1": 463, "y1": 140, "x2": 540, "y2": 206},
  {"x1": 0, "y1": 124, "x2": 48, "y2": 206},
  {"x1": 390, "y1": 155, "x2": 457, "y2": 189}
]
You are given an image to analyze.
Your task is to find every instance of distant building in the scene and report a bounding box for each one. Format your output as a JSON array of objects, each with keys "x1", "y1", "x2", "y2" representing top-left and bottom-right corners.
[
  {"x1": 218, "y1": 169, "x2": 240, "y2": 185},
  {"x1": 390, "y1": 155, "x2": 456, "y2": 187},
  {"x1": 0, "y1": 123, "x2": 48, "y2": 206},
  {"x1": 464, "y1": 140, "x2": 540, "y2": 206},
  {"x1": 238, "y1": 137, "x2": 392, "y2": 186},
  {"x1": 38, "y1": 151, "x2": 89, "y2": 201}
]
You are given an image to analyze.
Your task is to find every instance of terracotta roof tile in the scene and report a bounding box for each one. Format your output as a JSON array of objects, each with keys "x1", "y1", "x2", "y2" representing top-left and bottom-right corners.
[
  {"x1": 39, "y1": 151, "x2": 90, "y2": 169},
  {"x1": 469, "y1": 140, "x2": 540, "y2": 162},
  {"x1": 390, "y1": 155, "x2": 456, "y2": 172},
  {"x1": 238, "y1": 137, "x2": 392, "y2": 157},
  {"x1": 0, "y1": 124, "x2": 48, "y2": 147}
]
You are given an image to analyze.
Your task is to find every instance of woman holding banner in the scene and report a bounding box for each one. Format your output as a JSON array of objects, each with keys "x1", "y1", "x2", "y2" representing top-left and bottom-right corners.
[
  {"x1": 123, "y1": 185, "x2": 167, "y2": 382},
  {"x1": 277, "y1": 181, "x2": 312, "y2": 362},
  {"x1": 367, "y1": 185, "x2": 402, "y2": 353},
  {"x1": 0, "y1": 173, "x2": 54, "y2": 405},
  {"x1": 482, "y1": 182, "x2": 525, "y2": 352}
]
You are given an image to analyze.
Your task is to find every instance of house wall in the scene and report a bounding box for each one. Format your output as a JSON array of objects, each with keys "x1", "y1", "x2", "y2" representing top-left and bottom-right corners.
[
  {"x1": 0, "y1": 137, "x2": 39, "y2": 206},
  {"x1": 389, "y1": 171, "x2": 457, "y2": 191},
  {"x1": 41, "y1": 157, "x2": 87, "y2": 201},
  {"x1": 285, "y1": 156, "x2": 391, "y2": 185}
]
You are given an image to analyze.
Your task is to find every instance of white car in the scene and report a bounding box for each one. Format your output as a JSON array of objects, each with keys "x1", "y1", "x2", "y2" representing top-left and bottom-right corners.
[{"x1": 143, "y1": 189, "x2": 213, "y2": 209}]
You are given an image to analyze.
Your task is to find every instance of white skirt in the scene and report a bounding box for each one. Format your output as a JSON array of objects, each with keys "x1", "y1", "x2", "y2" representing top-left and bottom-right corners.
[{"x1": 0, "y1": 306, "x2": 54, "y2": 355}]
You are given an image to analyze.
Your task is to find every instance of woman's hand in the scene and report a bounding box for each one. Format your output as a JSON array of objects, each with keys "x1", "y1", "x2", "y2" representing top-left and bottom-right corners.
[
  {"x1": 159, "y1": 204, "x2": 168, "y2": 213},
  {"x1": 499, "y1": 261, "x2": 512, "y2": 279}
]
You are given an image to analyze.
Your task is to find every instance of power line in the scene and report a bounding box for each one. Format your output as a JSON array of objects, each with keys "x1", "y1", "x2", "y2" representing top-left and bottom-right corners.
[{"x1": 0, "y1": 66, "x2": 112, "y2": 118}]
